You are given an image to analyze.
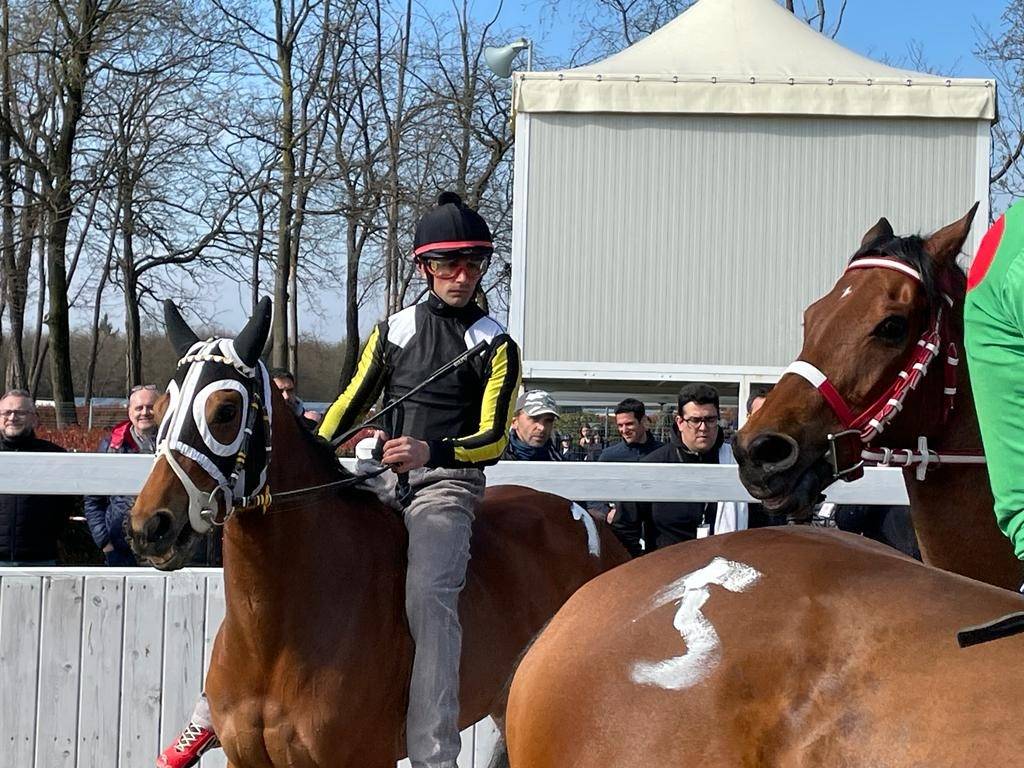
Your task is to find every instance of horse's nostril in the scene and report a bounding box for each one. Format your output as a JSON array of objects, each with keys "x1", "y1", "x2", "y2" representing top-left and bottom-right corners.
[
  {"x1": 143, "y1": 510, "x2": 175, "y2": 544},
  {"x1": 749, "y1": 433, "x2": 799, "y2": 471}
]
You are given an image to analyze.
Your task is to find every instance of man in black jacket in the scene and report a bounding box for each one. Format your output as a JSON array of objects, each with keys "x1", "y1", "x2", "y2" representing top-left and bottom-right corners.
[
  {"x1": 634, "y1": 384, "x2": 749, "y2": 553},
  {"x1": 0, "y1": 389, "x2": 75, "y2": 565},
  {"x1": 597, "y1": 398, "x2": 663, "y2": 556}
]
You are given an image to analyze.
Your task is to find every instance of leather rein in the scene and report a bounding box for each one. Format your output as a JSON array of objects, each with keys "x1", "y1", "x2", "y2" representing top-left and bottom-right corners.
[{"x1": 782, "y1": 257, "x2": 985, "y2": 483}]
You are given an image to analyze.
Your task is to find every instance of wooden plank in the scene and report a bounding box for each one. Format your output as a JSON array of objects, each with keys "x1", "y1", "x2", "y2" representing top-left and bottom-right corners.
[
  {"x1": 0, "y1": 576, "x2": 42, "y2": 767},
  {"x1": 200, "y1": 574, "x2": 226, "y2": 768},
  {"x1": 35, "y1": 576, "x2": 83, "y2": 768},
  {"x1": 473, "y1": 718, "x2": 501, "y2": 768},
  {"x1": 160, "y1": 573, "x2": 205, "y2": 751},
  {"x1": 76, "y1": 576, "x2": 124, "y2": 768},
  {"x1": 119, "y1": 576, "x2": 165, "y2": 767}
]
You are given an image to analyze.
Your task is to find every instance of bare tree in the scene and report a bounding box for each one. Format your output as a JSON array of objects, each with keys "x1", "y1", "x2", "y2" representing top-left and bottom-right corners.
[{"x1": 977, "y1": 3, "x2": 1024, "y2": 204}]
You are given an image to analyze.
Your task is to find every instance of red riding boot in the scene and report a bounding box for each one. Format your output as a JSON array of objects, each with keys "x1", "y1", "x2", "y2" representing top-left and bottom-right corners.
[{"x1": 155, "y1": 721, "x2": 219, "y2": 768}]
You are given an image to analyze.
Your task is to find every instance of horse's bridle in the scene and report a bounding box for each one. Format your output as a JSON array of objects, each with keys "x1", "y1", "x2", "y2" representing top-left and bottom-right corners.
[
  {"x1": 156, "y1": 339, "x2": 275, "y2": 534},
  {"x1": 783, "y1": 256, "x2": 985, "y2": 483},
  {"x1": 158, "y1": 338, "x2": 395, "y2": 536}
]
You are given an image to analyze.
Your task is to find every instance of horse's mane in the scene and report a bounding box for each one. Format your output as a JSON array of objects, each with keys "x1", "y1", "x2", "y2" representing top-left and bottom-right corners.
[
  {"x1": 285, "y1": 409, "x2": 355, "y2": 480},
  {"x1": 851, "y1": 233, "x2": 967, "y2": 311}
]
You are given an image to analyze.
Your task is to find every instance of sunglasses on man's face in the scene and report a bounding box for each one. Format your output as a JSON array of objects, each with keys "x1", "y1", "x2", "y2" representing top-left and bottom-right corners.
[{"x1": 422, "y1": 255, "x2": 490, "y2": 279}]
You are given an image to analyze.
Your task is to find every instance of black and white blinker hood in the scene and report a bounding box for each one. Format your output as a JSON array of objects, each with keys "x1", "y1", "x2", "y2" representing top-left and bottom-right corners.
[{"x1": 156, "y1": 338, "x2": 273, "y2": 534}]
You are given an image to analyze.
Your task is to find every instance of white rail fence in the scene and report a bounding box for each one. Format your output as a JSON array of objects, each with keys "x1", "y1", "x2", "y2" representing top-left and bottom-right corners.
[{"x1": 0, "y1": 454, "x2": 909, "y2": 768}]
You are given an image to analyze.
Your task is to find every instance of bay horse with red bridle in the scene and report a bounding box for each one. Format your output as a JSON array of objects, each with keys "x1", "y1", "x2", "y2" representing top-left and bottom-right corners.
[
  {"x1": 126, "y1": 298, "x2": 628, "y2": 768},
  {"x1": 733, "y1": 204, "x2": 1020, "y2": 590},
  {"x1": 502, "y1": 211, "x2": 1024, "y2": 767}
]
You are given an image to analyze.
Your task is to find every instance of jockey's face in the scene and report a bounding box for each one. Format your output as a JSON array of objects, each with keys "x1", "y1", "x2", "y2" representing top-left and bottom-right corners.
[{"x1": 417, "y1": 255, "x2": 486, "y2": 308}]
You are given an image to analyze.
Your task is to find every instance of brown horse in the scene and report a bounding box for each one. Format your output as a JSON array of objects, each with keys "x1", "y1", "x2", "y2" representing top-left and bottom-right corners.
[
  {"x1": 503, "y1": 212, "x2": 1024, "y2": 766},
  {"x1": 506, "y1": 526, "x2": 1024, "y2": 767},
  {"x1": 126, "y1": 299, "x2": 628, "y2": 768},
  {"x1": 734, "y1": 208, "x2": 1021, "y2": 590}
]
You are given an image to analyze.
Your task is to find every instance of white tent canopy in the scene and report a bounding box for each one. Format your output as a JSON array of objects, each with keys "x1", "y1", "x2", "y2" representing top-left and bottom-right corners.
[{"x1": 514, "y1": 0, "x2": 995, "y2": 120}]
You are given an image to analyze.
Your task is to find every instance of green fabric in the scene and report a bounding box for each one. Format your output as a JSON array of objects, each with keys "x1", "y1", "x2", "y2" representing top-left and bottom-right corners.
[{"x1": 965, "y1": 201, "x2": 1024, "y2": 560}]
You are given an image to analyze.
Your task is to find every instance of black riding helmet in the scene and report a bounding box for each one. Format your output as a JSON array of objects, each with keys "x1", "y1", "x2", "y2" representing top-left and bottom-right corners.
[{"x1": 413, "y1": 191, "x2": 493, "y2": 261}]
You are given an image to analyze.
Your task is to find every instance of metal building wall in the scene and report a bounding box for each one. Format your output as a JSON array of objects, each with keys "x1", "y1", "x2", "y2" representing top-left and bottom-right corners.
[{"x1": 518, "y1": 113, "x2": 984, "y2": 369}]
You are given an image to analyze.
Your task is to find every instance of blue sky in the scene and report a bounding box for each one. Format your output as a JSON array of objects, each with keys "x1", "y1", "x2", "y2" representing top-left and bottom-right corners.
[{"x1": 504, "y1": 0, "x2": 1009, "y2": 77}]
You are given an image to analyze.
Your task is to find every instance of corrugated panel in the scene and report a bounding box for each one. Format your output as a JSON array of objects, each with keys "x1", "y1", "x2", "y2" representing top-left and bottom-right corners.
[{"x1": 522, "y1": 113, "x2": 980, "y2": 368}]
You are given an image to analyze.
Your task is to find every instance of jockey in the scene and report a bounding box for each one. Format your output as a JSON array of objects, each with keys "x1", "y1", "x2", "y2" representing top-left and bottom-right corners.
[
  {"x1": 318, "y1": 190, "x2": 520, "y2": 767},
  {"x1": 155, "y1": 192, "x2": 520, "y2": 768},
  {"x1": 965, "y1": 201, "x2": 1024, "y2": 570}
]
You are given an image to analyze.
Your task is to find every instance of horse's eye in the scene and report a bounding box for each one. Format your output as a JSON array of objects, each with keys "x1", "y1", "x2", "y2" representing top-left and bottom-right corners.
[
  {"x1": 873, "y1": 315, "x2": 908, "y2": 343},
  {"x1": 212, "y1": 404, "x2": 237, "y2": 424}
]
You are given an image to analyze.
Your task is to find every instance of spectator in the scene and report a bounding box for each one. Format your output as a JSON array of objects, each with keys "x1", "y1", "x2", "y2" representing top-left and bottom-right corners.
[
  {"x1": 744, "y1": 387, "x2": 787, "y2": 528},
  {"x1": 632, "y1": 384, "x2": 749, "y2": 555},
  {"x1": 85, "y1": 384, "x2": 160, "y2": 566},
  {"x1": 0, "y1": 389, "x2": 76, "y2": 566},
  {"x1": 558, "y1": 437, "x2": 574, "y2": 460},
  {"x1": 269, "y1": 368, "x2": 321, "y2": 426},
  {"x1": 503, "y1": 390, "x2": 563, "y2": 461},
  {"x1": 746, "y1": 388, "x2": 769, "y2": 417},
  {"x1": 597, "y1": 398, "x2": 663, "y2": 555},
  {"x1": 578, "y1": 424, "x2": 603, "y2": 461}
]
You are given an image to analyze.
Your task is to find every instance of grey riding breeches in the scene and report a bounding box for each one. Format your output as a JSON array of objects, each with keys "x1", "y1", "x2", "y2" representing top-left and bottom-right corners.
[{"x1": 358, "y1": 460, "x2": 485, "y2": 768}]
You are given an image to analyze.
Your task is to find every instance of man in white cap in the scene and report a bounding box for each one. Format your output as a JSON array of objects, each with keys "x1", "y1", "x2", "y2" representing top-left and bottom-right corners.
[{"x1": 503, "y1": 389, "x2": 562, "y2": 461}]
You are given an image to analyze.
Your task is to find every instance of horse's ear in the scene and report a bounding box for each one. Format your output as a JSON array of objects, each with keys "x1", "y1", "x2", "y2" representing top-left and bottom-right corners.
[
  {"x1": 164, "y1": 300, "x2": 200, "y2": 358},
  {"x1": 924, "y1": 203, "x2": 980, "y2": 268},
  {"x1": 235, "y1": 296, "x2": 273, "y2": 368},
  {"x1": 860, "y1": 217, "x2": 894, "y2": 248}
]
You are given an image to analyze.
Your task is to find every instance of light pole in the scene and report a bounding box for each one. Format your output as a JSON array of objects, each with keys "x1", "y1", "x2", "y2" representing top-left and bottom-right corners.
[{"x1": 484, "y1": 37, "x2": 532, "y2": 78}]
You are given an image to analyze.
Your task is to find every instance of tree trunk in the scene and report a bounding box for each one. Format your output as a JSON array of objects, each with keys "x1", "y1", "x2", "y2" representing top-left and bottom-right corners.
[
  {"x1": 271, "y1": 21, "x2": 295, "y2": 369},
  {"x1": 28, "y1": 233, "x2": 44, "y2": 395},
  {"x1": 46, "y1": 203, "x2": 78, "y2": 426},
  {"x1": 338, "y1": 218, "x2": 361, "y2": 390}
]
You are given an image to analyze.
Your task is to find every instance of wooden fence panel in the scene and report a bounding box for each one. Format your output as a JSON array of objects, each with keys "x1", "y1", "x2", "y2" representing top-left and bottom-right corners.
[
  {"x1": 76, "y1": 576, "x2": 124, "y2": 768},
  {"x1": 0, "y1": 569, "x2": 521, "y2": 768},
  {"x1": 160, "y1": 573, "x2": 206, "y2": 751},
  {"x1": 0, "y1": 576, "x2": 41, "y2": 766},
  {"x1": 120, "y1": 576, "x2": 166, "y2": 767},
  {"x1": 36, "y1": 576, "x2": 83, "y2": 768},
  {"x1": 200, "y1": 575, "x2": 227, "y2": 768}
]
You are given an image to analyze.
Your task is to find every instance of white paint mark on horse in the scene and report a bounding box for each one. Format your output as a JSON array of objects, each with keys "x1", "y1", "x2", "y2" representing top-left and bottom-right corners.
[
  {"x1": 631, "y1": 557, "x2": 762, "y2": 691},
  {"x1": 841, "y1": 285, "x2": 853, "y2": 299},
  {"x1": 570, "y1": 503, "x2": 601, "y2": 557}
]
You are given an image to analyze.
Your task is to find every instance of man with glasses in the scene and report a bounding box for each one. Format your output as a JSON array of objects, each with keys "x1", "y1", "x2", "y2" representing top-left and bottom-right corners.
[
  {"x1": 0, "y1": 389, "x2": 75, "y2": 566},
  {"x1": 85, "y1": 384, "x2": 159, "y2": 566},
  {"x1": 633, "y1": 384, "x2": 749, "y2": 553}
]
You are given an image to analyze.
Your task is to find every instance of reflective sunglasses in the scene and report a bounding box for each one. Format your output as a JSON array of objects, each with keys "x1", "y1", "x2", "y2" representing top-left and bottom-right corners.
[{"x1": 422, "y1": 255, "x2": 490, "y2": 279}]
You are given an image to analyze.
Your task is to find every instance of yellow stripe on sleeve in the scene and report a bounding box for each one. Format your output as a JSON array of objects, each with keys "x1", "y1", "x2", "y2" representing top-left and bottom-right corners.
[{"x1": 317, "y1": 325, "x2": 386, "y2": 441}]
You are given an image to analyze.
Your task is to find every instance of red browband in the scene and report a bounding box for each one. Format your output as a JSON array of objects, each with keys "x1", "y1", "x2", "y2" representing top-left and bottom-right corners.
[{"x1": 413, "y1": 240, "x2": 493, "y2": 257}]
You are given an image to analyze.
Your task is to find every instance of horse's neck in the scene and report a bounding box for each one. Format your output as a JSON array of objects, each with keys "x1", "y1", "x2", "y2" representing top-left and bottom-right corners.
[
  {"x1": 904, "y1": 359, "x2": 1022, "y2": 590},
  {"x1": 219, "y1": 403, "x2": 407, "y2": 649}
]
